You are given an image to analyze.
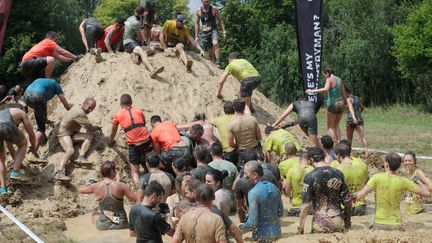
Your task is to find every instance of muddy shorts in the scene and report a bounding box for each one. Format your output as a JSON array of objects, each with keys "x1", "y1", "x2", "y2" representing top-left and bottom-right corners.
[
  {"x1": 0, "y1": 123, "x2": 25, "y2": 153},
  {"x1": 140, "y1": 1, "x2": 155, "y2": 28},
  {"x1": 22, "y1": 93, "x2": 47, "y2": 132},
  {"x1": 201, "y1": 29, "x2": 218, "y2": 51},
  {"x1": 312, "y1": 216, "x2": 345, "y2": 233},
  {"x1": 128, "y1": 139, "x2": 152, "y2": 166},
  {"x1": 21, "y1": 57, "x2": 47, "y2": 82},
  {"x1": 96, "y1": 214, "x2": 128, "y2": 231},
  {"x1": 299, "y1": 117, "x2": 318, "y2": 136},
  {"x1": 346, "y1": 119, "x2": 364, "y2": 129},
  {"x1": 240, "y1": 76, "x2": 261, "y2": 97},
  {"x1": 85, "y1": 24, "x2": 104, "y2": 49},
  {"x1": 123, "y1": 41, "x2": 140, "y2": 53},
  {"x1": 223, "y1": 149, "x2": 239, "y2": 165},
  {"x1": 327, "y1": 99, "x2": 345, "y2": 114}
]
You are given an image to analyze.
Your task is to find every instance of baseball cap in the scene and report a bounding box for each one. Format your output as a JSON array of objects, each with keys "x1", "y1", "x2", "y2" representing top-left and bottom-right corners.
[{"x1": 176, "y1": 14, "x2": 186, "y2": 23}]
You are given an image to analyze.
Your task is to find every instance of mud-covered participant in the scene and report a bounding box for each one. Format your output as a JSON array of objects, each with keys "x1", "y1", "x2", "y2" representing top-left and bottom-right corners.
[
  {"x1": 194, "y1": 0, "x2": 227, "y2": 66},
  {"x1": 403, "y1": 151, "x2": 432, "y2": 214},
  {"x1": 108, "y1": 94, "x2": 152, "y2": 187},
  {"x1": 130, "y1": 180, "x2": 175, "y2": 243},
  {"x1": 284, "y1": 152, "x2": 313, "y2": 216},
  {"x1": 124, "y1": 6, "x2": 164, "y2": 79},
  {"x1": 0, "y1": 85, "x2": 22, "y2": 105},
  {"x1": 216, "y1": 52, "x2": 261, "y2": 112},
  {"x1": 190, "y1": 145, "x2": 212, "y2": 182},
  {"x1": 354, "y1": 153, "x2": 430, "y2": 230},
  {"x1": 159, "y1": 14, "x2": 205, "y2": 72},
  {"x1": 206, "y1": 169, "x2": 231, "y2": 216},
  {"x1": 212, "y1": 101, "x2": 237, "y2": 164},
  {"x1": 55, "y1": 98, "x2": 99, "y2": 182},
  {"x1": 177, "y1": 111, "x2": 217, "y2": 144},
  {"x1": 96, "y1": 17, "x2": 125, "y2": 53},
  {"x1": 297, "y1": 147, "x2": 352, "y2": 234},
  {"x1": 278, "y1": 143, "x2": 299, "y2": 179},
  {"x1": 0, "y1": 107, "x2": 38, "y2": 194},
  {"x1": 334, "y1": 143, "x2": 368, "y2": 216},
  {"x1": 321, "y1": 135, "x2": 336, "y2": 164},
  {"x1": 139, "y1": 0, "x2": 157, "y2": 45},
  {"x1": 306, "y1": 68, "x2": 347, "y2": 143},
  {"x1": 166, "y1": 171, "x2": 192, "y2": 220},
  {"x1": 78, "y1": 161, "x2": 137, "y2": 230},
  {"x1": 345, "y1": 86, "x2": 369, "y2": 155},
  {"x1": 79, "y1": 17, "x2": 104, "y2": 62},
  {"x1": 228, "y1": 99, "x2": 262, "y2": 169},
  {"x1": 263, "y1": 126, "x2": 300, "y2": 163},
  {"x1": 272, "y1": 97, "x2": 322, "y2": 147},
  {"x1": 21, "y1": 31, "x2": 80, "y2": 82},
  {"x1": 149, "y1": 15, "x2": 163, "y2": 50},
  {"x1": 22, "y1": 78, "x2": 71, "y2": 151},
  {"x1": 209, "y1": 143, "x2": 238, "y2": 194},
  {"x1": 239, "y1": 160, "x2": 284, "y2": 242}
]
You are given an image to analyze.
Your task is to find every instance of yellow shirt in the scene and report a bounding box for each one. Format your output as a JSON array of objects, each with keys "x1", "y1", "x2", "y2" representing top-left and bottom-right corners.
[
  {"x1": 224, "y1": 59, "x2": 260, "y2": 81},
  {"x1": 404, "y1": 168, "x2": 425, "y2": 214},
  {"x1": 264, "y1": 129, "x2": 301, "y2": 157},
  {"x1": 213, "y1": 115, "x2": 236, "y2": 152},
  {"x1": 278, "y1": 157, "x2": 299, "y2": 179},
  {"x1": 329, "y1": 160, "x2": 340, "y2": 168},
  {"x1": 337, "y1": 158, "x2": 368, "y2": 207},
  {"x1": 162, "y1": 20, "x2": 191, "y2": 45},
  {"x1": 367, "y1": 173, "x2": 418, "y2": 225},
  {"x1": 286, "y1": 165, "x2": 314, "y2": 207}
]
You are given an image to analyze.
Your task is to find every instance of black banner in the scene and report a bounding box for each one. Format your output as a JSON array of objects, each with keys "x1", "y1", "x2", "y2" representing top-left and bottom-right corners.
[{"x1": 295, "y1": 0, "x2": 324, "y2": 103}]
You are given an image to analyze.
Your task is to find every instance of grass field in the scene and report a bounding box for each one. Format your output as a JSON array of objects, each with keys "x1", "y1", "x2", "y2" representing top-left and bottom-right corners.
[{"x1": 316, "y1": 104, "x2": 432, "y2": 155}]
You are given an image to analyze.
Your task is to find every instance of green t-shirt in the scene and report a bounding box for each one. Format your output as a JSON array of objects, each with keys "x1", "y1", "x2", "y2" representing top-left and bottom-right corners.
[
  {"x1": 208, "y1": 160, "x2": 239, "y2": 191},
  {"x1": 286, "y1": 165, "x2": 314, "y2": 207},
  {"x1": 278, "y1": 157, "x2": 299, "y2": 179},
  {"x1": 337, "y1": 158, "x2": 368, "y2": 207},
  {"x1": 213, "y1": 115, "x2": 235, "y2": 152},
  {"x1": 224, "y1": 59, "x2": 260, "y2": 81},
  {"x1": 367, "y1": 173, "x2": 418, "y2": 225},
  {"x1": 329, "y1": 160, "x2": 340, "y2": 168},
  {"x1": 263, "y1": 129, "x2": 300, "y2": 157},
  {"x1": 123, "y1": 15, "x2": 141, "y2": 45}
]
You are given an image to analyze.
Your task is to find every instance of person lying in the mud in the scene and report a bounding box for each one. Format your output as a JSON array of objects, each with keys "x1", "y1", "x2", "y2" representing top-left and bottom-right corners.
[
  {"x1": 55, "y1": 97, "x2": 99, "y2": 182},
  {"x1": 353, "y1": 153, "x2": 430, "y2": 231},
  {"x1": 177, "y1": 111, "x2": 217, "y2": 144},
  {"x1": 0, "y1": 106, "x2": 38, "y2": 195},
  {"x1": 78, "y1": 161, "x2": 137, "y2": 231}
]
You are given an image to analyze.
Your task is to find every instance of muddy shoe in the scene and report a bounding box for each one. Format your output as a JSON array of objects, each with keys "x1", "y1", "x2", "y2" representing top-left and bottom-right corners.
[
  {"x1": 150, "y1": 66, "x2": 165, "y2": 78},
  {"x1": 131, "y1": 53, "x2": 140, "y2": 64},
  {"x1": 186, "y1": 60, "x2": 193, "y2": 72},
  {"x1": 9, "y1": 170, "x2": 30, "y2": 183},
  {"x1": 0, "y1": 186, "x2": 7, "y2": 196},
  {"x1": 76, "y1": 156, "x2": 92, "y2": 166},
  {"x1": 95, "y1": 48, "x2": 103, "y2": 63},
  {"x1": 53, "y1": 170, "x2": 71, "y2": 182}
]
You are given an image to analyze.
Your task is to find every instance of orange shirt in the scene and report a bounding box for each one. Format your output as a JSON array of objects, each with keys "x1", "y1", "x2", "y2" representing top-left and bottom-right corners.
[
  {"x1": 112, "y1": 107, "x2": 150, "y2": 145},
  {"x1": 96, "y1": 24, "x2": 125, "y2": 51},
  {"x1": 22, "y1": 39, "x2": 58, "y2": 61},
  {"x1": 151, "y1": 121, "x2": 182, "y2": 151}
]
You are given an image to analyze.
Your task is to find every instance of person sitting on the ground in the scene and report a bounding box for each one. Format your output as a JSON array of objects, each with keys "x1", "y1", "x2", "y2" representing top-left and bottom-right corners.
[
  {"x1": 21, "y1": 31, "x2": 80, "y2": 82},
  {"x1": 321, "y1": 135, "x2": 336, "y2": 163},
  {"x1": 212, "y1": 101, "x2": 237, "y2": 164},
  {"x1": 0, "y1": 106, "x2": 38, "y2": 194},
  {"x1": 79, "y1": 17, "x2": 104, "y2": 62},
  {"x1": 108, "y1": 94, "x2": 152, "y2": 187},
  {"x1": 22, "y1": 78, "x2": 71, "y2": 151},
  {"x1": 264, "y1": 126, "x2": 301, "y2": 163},
  {"x1": 206, "y1": 169, "x2": 231, "y2": 216},
  {"x1": 124, "y1": 5, "x2": 164, "y2": 78},
  {"x1": 216, "y1": 52, "x2": 261, "y2": 112},
  {"x1": 172, "y1": 157, "x2": 192, "y2": 176},
  {"x1": 129, "y1": 180, "x2": 175, "y2": 243},
  {"x1": 284, "y1": 152, "x2": 313, "y2": 216},
  {"x1": 354, "y1": 153, "x2": 430, "y2": 231},
  {"x1": 191, "y1": 145, "x2": 213, "y2": 182},
  {"x1": 272, "y1": 96, "x2": 323, "y2": 147},
  {"x1": 137, "y1": 153, "x2": 175, "y2": 203},
  {"x1": 78, "y1": 161, "x2": 137, "y2": 230},
  {"x1": 177, "y1": 111, "x2": 217, "y2": 144},
  {"x1": 297, "y1": 147, "x2": 351, "y2": 234},
  {"x1": 55, "y1": 97, "x2": 99, "y2": 181},
  {"x1": 403, "y1": 151, "x2": 432, "y2": 214},
  {"x1": 345, "y1": 86, "x2": 369, "y2": 156},
  {"x1": 278, "y1": 143, "x2": 299, "y2": 179},
  {"x1": 96, "y1": 17, "x2": 126, "y2": 53},
  {"x1": 159, "y1": 14, "x2": 205, "y2": 72},
  {"x1": 228, "y1": 98, "x2": 262, "y2": 169}
]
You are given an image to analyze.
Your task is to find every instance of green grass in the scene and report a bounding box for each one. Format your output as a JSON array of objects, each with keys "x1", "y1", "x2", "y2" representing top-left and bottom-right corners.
[{"x1": 316, "y1": 104, "x2": 432, "y2": 155}]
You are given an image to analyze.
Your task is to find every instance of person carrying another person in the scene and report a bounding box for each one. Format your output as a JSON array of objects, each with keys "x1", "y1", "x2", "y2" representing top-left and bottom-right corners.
[
  {"x1": 96, "y1": 17, "x2": 126, "y2": 53},
  {"x1": 159, "y1": 14, "x2": 205, "y2": 72},
  {"x1": 321, "y1": 135, "x2": 336, "y2": 163},
  {"x1": 21, "y1": 31, "x2": 80, "y2": 82},
  {"x1": 284, "y1": 152, "x2": 313, "y2": 216},
  {"x1": 297, "y1": 147, "x2": 352, "y2": 234},
  {"x1": 79, "y1": 17, "x2": 104, "y2": 62},
  {"x1": 228, "y1": 98, "x2": 262, "y2": 169},
  {"x1": 216, "y1": 52, "x2": 261, "y2": 113},
  {"x1": 130, "y1": 180, "x2": 175, "y2": 243},
  {"x1": 108, "y1": 94, "x2": 152, "y2": 187},
  {"x1": 263, "y1": 125, "x2": 300, "y2": 163},
  {"x1": 272, "y1": 96, "x2": 323, "y2": 147},
  {"x1": 78, "y1": 161, "x2": 137, "y2": 230},
  {"x1": 306, "y1": 68, "x2": 347, "y2": 143},
  {"x1": 22, "y1": 78, "x2": 71, "y2": 151},
  {"x1": 345, "y1": 86, "x2": 368, "y2": 155},
  {"x1": 334, "y1": 143, "x2": 368, "y2": 216},
  {"x1": 353, "y1": 153, "x2": 431, "y2": 230},
  {"x1": 212, "y1": 101, "x2": 237, "y2": 164},
  {"x1": 278, "y1": 143, "x2": 299, "y2": 179},
  {"x1": 54, "y1": 98, "x2": 98, "y2": 182},
  {"x1": 0, "y1": 106, "x2": 38, "y2": 194},
  {"x1": 124, "y1": 5, "x2": 164, "y2": 79},
  {"x1": 195, "y1": 0, "x2": 227, "y2": 66}
]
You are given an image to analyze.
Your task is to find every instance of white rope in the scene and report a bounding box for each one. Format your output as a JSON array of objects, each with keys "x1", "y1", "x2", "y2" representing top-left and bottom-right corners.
[{"x1": 0, "y1": 205, "x2": 44, "y2": 243}]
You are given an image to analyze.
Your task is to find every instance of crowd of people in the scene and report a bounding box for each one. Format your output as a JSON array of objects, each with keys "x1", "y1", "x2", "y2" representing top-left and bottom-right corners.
[{"x1": 0, "y1": 1, "x2": 431, "y2": 243}]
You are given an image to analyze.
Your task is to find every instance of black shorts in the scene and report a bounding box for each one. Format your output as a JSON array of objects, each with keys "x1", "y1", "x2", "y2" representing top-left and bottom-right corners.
[
  {"x1": 140, "y1": 1, "x2": 155, "y2": 27},
  {"x1": 223, "y1": 149, "x2": 239, "y2": 165},
  {"x1": 299, "y1": 118, "x2": 318, "y2": 136},
  {"x1": 0, "y1": 123, "x2": 26, "y2": 154},
  {"x1": 240, "y1": 76, "x2": 261, "y2": 97},
  {"x1": 124, "y1": 41, "x2": 140, "y2": 53},
  {"x1": 21, "y1": 57, "x2": 47, "y2": 82},
  {"x1": 22, "y1": 93, "x2": 47, "y2": 132},
  {"x1": 128, "y1": 139, "x2": 152, "y2": 166},
  {"x1": 201, "y1": 29, "x2": 218, "y2": 51},
  {"x1": 238, "y1": 144, "x2": 264, "y2": 169},
  {"x1": 346, "y1": 119, "x2": 364, "y2": 129},
  {"x1": 85, "y1": 24, "x2": 104, "y2": 49},
  {"x1": 327, "y1": 99, "x2": 345, "y2": 114}
]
